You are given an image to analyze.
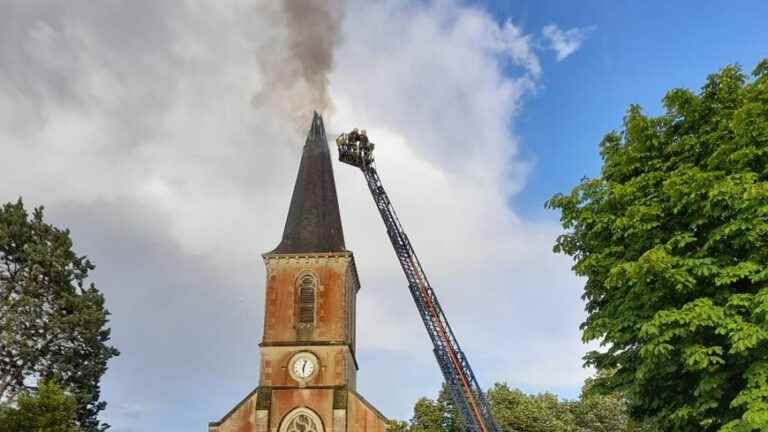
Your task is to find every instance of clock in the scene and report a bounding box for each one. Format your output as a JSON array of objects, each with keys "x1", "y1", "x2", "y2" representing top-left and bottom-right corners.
[{"x1": 289, "y1": 352, "x2": 318, "y2": 381}]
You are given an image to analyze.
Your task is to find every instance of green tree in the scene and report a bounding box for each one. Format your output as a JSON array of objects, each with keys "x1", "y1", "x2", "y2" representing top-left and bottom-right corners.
[
  {"x1": 572, "y1": 389, "x2": 628, "y2": 432},
  {"x1": 405, "y1": 385, "x2": 462, "y2": 432},
  {"x1": 547, "y1": 59, "x2": 768, "y2": 431},
  {"x1": 387, "y1": 420, "x2": 410, "y2": 432},
  {"x1": 0, "y1": 380, "x2": 79, "y2": 432},
  {"x1": 488, "y1": 383, "x2": 575, "y2": 432},
  {"x1": 436, "y1": 385, "x2": 463, "y2": 432},
  {"x1": 410, "y1": 397, "x2": 447, "y2": 432},
  {"x1": 397, "y1": 381, "x2": 647, "y2": 432},
  {"x1": 0, "y1": 200, "x2": 119, "y2": 431}
]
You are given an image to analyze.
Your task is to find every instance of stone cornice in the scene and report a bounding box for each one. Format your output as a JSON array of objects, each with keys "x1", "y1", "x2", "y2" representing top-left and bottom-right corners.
[{"x1": 262, "y1": 251, "x2": 362, "y2": 292}]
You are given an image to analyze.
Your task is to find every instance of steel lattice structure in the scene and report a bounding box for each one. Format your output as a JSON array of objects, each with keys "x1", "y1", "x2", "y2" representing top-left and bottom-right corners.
[{"x1": 336, "y1": 131, "x2": 498, "y2": 432}]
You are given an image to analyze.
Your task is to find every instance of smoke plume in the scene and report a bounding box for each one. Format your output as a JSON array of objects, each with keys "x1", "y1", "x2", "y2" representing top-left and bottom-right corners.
[{"x1": 253, "y1": 0, "x2": 345, "y2": 127}]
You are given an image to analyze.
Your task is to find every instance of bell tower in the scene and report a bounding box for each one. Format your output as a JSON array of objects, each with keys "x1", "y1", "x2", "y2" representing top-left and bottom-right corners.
[{"x1": 209, "y1": 113, "x2": 388, "y2": 432}]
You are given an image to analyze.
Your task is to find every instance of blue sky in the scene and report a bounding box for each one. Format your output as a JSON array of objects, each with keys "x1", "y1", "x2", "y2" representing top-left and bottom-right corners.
[
  {"x1": 483, "y1": 1, "x2": 768, "y2": 219},
  {"x1": 0, "y1": 1, "x2": 767, "y2": 431}
]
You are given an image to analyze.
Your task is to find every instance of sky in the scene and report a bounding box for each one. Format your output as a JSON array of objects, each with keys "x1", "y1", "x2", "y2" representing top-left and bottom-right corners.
[{"x1": 0, "y1": 1, "x2": 767, "y2": 431}]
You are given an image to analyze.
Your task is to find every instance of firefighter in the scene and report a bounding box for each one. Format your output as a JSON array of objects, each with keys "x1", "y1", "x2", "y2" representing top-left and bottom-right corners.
[
  {"x1": 343, "y1": 129, "x2": 355, "y2": 162},
  {"x1": 336, "y1": 134, "x2": 344, "y2": 152},
  {"x1": 340, "y1": 133, "x2": 349, "y2": 154},
  {"x1": 359, "y1": 130, "x2": 371, "y2": 163}
]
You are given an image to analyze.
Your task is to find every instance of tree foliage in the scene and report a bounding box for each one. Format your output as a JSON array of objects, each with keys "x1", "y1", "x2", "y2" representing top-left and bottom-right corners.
[
  {"x1": 0, "y1": 199, "x2": 119, "y2": 431},
  {"x1": 394, "y1": 382, "x2": 647, "y2": 432},
  {"x1": 488, "y1": 383, "x2": 575, "y2": 432},
  {"x1": 547, "y1": 59, "x2": 768, "y2": 431},
  {"x1": 0, "y1": 379, "x2": 79, "y2": 432},
  {"x1": 387, "y1": 420, "x2": 411, "y2": 432},
  {"x1": 406, "y1": 385, "x2": 462, "y2": 432}
]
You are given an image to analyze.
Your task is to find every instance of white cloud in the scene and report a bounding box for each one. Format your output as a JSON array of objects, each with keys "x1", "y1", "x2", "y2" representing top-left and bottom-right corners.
[
  {"x1": 542, "y1": 24, "x2": 594, "y2": 61},
  {"x1": 0, "y1": 0, "x2": 589, "y2": 428}
]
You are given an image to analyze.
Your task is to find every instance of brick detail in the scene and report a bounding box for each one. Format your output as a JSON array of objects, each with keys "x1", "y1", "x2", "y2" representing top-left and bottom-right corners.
[
  {"x1": 333, "y1": 409, "x2": 346, "y2": 432},
  {"x1": 255, "y1": 410, "x2": 269, "y2": 432}
]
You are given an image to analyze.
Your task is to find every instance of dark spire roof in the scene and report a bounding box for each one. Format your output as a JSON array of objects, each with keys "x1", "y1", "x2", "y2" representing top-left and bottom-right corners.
[{"x1": 270, "y1": 112, "x2": 346, "y2": 254}]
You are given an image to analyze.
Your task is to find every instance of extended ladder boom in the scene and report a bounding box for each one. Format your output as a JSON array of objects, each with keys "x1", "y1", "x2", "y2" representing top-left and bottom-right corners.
[{"x1": 336, "y1": 130, "x2": 498, "y2": 432}]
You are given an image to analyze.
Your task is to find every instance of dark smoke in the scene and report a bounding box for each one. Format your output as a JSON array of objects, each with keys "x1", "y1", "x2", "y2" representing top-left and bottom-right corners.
[
  {"x1": 253, "y1": 0, "x2": 345, "y2": 128},
  {"x1": 283, "y1": 0, "x2": 343, "y2": 112}
]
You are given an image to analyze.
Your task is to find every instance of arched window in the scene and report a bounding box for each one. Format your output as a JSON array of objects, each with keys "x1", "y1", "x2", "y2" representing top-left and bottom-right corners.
[
  {"x1": 298, "y1": 274, "x2": 316, "y2": 325},
  {"x1": 280, "y1": 407, "x2": 323, "y2": 432}
]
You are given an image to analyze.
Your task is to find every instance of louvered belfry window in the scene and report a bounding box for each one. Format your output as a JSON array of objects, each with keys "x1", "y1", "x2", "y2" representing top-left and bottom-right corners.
[{"x1": 298, "y1": 274, "x2": 316, "y2": 325}]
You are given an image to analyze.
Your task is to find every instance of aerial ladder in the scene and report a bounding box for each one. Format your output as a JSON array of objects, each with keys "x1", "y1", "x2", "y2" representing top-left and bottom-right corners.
[{"x1": 336, "y1": 130, "x2": 499, "y2": 432}]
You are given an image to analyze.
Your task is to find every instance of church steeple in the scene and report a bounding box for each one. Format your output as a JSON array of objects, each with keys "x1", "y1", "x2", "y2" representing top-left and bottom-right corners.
[
  {"x1": 209, "y1": 111, "x2": 388, "y2": 432},
  {"x1": 271, "y1": 112, "x2": 346, "y2": 254}
]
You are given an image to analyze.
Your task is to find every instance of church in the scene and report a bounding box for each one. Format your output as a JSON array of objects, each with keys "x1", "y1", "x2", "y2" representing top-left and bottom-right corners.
[{"x1": 208, "y1": 113, "x2": 389, "y2": 432}]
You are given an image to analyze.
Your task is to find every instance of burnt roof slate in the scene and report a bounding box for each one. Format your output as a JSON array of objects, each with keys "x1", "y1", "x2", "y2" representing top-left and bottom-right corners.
[{"x1": 270, "y1": 112, "x2": 346, "y2": 254}]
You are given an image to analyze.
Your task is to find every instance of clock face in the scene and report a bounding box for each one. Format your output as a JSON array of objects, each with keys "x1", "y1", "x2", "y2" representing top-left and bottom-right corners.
[{"x1": 291, "y1": 354, "x2": 316, "y2": 379}]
